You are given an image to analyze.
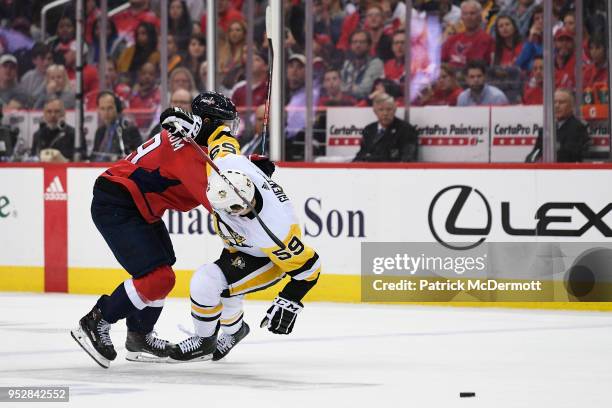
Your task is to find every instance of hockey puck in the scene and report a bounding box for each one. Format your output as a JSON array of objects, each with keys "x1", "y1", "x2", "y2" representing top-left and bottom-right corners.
[{"x1": 460, "y1": 392, "x2": 476, "y2": 398}]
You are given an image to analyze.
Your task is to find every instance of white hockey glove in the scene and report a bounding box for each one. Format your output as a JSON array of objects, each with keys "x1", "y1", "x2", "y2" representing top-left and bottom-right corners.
[
  {"x1": 260, "y1": 296, "x2": 303, "y2": 335},
  {"x1": 160, "y1": 107, "x2": 202, "y2": 139}
]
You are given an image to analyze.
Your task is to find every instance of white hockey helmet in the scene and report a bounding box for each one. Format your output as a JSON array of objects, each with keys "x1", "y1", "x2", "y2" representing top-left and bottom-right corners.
[{"x1": 207, "y1": 169, "x2": 255, "y2": 215}]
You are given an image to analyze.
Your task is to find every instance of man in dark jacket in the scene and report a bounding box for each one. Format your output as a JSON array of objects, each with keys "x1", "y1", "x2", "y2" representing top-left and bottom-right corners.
[
  {"x1": 31, "y1": 97, "x2": 85, "y2": 161},
  {"x1": 526, "y1": 89, "x2": 589, "y2": 162},
  {"x1": 91, "y1": 91, "x2": 141, "y2": 162},
  {"x1": 354, "y1": 93, "x2": 418, "y2": 162}
]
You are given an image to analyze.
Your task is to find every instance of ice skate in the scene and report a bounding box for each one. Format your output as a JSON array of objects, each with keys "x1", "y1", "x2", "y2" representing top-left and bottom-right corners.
[
  {"x1": 212, "y1": 322, "x2": 250, "y2": 361},
  {"x1": 168, "y1": 334, "x2": 217, "y2": 363},
  {"x1": 125, "y1": 331, "x2": 174, "y2": 363},
  {"x1": 71, "y1": 306, "x2": 117, "y2": 369}
]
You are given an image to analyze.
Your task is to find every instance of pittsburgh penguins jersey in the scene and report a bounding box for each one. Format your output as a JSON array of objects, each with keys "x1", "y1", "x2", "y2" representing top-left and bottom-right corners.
[{"x1": 210, "y1": 153, "x2": 321, "y2": 300}]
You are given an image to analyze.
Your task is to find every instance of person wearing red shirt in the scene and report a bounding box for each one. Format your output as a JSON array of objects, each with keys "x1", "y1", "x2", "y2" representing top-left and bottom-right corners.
[
  {"x1": 231, "y1": 49, "x2": 269, "y2": 108},
  {"x1": 583, "y1": 36, "x2": 609, "y2": 93},
  {"x1": 200, "y1": 0, "x2": 244, "y2": 34},
  {"x1": 85, "y1": 59, "x2": 131, "y2": 110},
  {"x1": 523, "y1": 56, "x2": 543, "y2": 105},
  {"x1": 384, "y1": 31, "x2": 406, "y2": 82},
  {"x1": 493, "y1": 15, "x2": 524, "y2": 67},
  {"x1": 129, "y1": 62, "x2": 161, "y2": 129},
  {"x1": 112, "y1": 0, "x2": 160, "y2": 46},
  {"x1": 441, "y1": 0, "x2": 494, "y2": 69},
  {"x1": 553, "y1": 28, "x2": 575, "y2": 89},
  {"x1": 318, "y1": 68, "x2": 358, "y2": 107},
  {"x1": 63, "y1": 41, "x2": 98, "y2": 94},
  {"x1": 415, "y1": 64, "x2": 462, "y2": 106}
]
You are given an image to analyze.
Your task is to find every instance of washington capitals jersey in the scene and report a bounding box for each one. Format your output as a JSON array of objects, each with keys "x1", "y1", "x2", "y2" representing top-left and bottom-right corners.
[{"x1": 101, "y1": 126, "x2": 240, "y2": 223}]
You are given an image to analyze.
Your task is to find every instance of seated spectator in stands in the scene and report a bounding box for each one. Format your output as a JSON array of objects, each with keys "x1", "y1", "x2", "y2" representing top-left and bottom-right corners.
[
  {"x1": 415, "y1": 64, "x2": 462, "y2": 106},
  {"x1": 0, "y1": 54, "x2": 27, "y2": 108},
  {"x1": 522, "y1": 55, "x2": 543, "y2": 105},
  {"x1": 33, "y1": 64, "x2": 75, "y2": 110},
  {"x1": 165, "y1": 34, "x2": 183, "y2": 74},
  {"x1": 231, "y1": 49, "x2": 268, "y2": 108},
  {"x1": 318, "y1": 68, "x2": 357, "y2": 107},
  {"x1": 19, "y1": 44, "x2": 53, "y2": 103},
  {"x1": 340, "y1": 30, "x2": 384, "y2": 101},
  {"x1": 182, "y1": 33, "x2": 206, "y2": 90},
  {"x1": 218, "y1": 20, "x2": 247, "y2": 94},
  {"x1": 168, "y1": 0, "x2": 193, "y2": 50},
  {"x1": 583, "y1": 36, "x2": 608, "y2": 97},
  {"x1": 63, "y1": 41, "x2": 98, "y2": 95},
  {"x1": 48, "y1": 15, "x2": 76, "y2": 64},
  {"x1": 314, "y1": 0, "x2": 346, "y2": 46},
  {"x1": 113, "y1": 0, "x2": 160, "y2": 46},
  {"x1": 30, "y1": 98, "x2": 84, "y2": 162},
  {"x1": 498, "y1": 0, "x2": 538, "y2": 38},
  {"x1": 336, "y1": 1, "x2": 368, "y2": 51},
  {"x1": 384, "y1": 31, "x2": 406, "y2": 82},
  {"x1": 85, "y1": 59, "x2": 131, "y2": 110},
  {"x1": 364, "y1": 3, "x2": 393, "y2": 61},
  {"x1": 129, "y1": 62, "x2": 161, "y2": 112},
  {"x1": 457, "y1": 60, "x2": 508, "y2": 106},
  {"x1": 441, "y1": 0, "x2": 494, "y2": 69},
  {"x1": 553, "y1": 28, "x2": 575, "y2": 89},
  {"x1": 354, "y1": 92, "x2": 418, "y2": 162},
  {"x1": 515, "y1": 5, "x2": 543, "y2": 71},
  {"x1": 116, "y1": 22, "x2": 160, "y2": 84},
  {"x1": 91, "y1": 91, "x2": 142, "y2": 162},
  {"x1": 169, "y1": 67, "x2": 197, "y2": 94},
  {"x1": 200, "y1": 0, "x2": 244, "y2": 34},
  {"x1": 493, "y1": 15, "x2": 523, "y2": 67},
  {"x1": 89, "y1": 18, "x2": 125, "y2": 64},
  {"x1": 240, "y1": 104, "x2": 267, "y2": 156},
  {"x1": 286, "y1": 54, "x2": 319, "y2": 139},
  {"x1": 147, "y1": 88, "x2": 193, "y2": 138},
  {"x1": 526, "y1": 89, "x2": 589, "y2": 163},
  {"x1": 358, "y1": 77, "x2": 402, "y2": 107}
]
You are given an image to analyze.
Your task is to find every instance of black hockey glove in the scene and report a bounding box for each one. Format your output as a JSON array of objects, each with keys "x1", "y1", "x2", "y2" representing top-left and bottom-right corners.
[
  {"x1": 260, "y1": 295, "x2": 303, "y2": 335},
  {"x1": 160, "y1": 107, "x2": 202, "y2": 139},
  {"x1": 248, "y1": 154, "x2": 275, "y2": 177}
]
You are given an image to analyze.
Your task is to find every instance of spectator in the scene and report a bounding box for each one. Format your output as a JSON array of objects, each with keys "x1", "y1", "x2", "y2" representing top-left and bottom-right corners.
[
  {"x1": 89, "y1": 18, "x2": 125, "y2": 64},
  {"x1": 240, "y1": 104, "x2": 267, "y2": 155},
  {"x1": 128, "y1": 62, "x2": 161, "y2": 112},
  {"x1": 526, "y1": 89, "x2": 589, "y2": 162},
  {"x1": 198, "y1": 61, "x2": 208, "y2": 91},
  {"x1": 314, "y1": 0, "x2": 346, "y2": 46},
  {"x1": 336, "y1": 0, "x2": 368, "y2": 51},
  {"x1": 30, "y1": 98, "x2": 84, "y2": 162},
  {"x1": 182, "y1": 33, "x2": 206, "y2": 90},
  {"x1": 169, "y1": 67, "x2": 197, "y2": 94},
  {"x1": 116, "y1": 22, "x2": 160, "y2": 83},
  {"x1": 457, "y1": 60, "x2": 508, "y2": 106},
  {"x1": 416, "y1": 64, "x2": 462, "y2": 106},
  {"x1": 318, "y1": 68, "x2": 357, "y2": 107},
  {"x1": 91, "y1": 91, "x2": 142, "y2": 162},
  {"x1": 340, "y1": 30, "x2": 384, "y2": 101},
  {"x1": 18, "y1": 44, "x2": 53, "y2": 101},
  {"x1": 358, "y1": 77, "x2": 402, "y2": 107},
  {"x1": 112, "y1": 0, "x2": 160, "y2": 46},
  {"x1": 364, "y1": 3, "x2": 393, "y2": 61},
  {"x1": 522, "y1": 56, "x2": 543, "y2": 105},
  {"x1": 33, "y1": 64, "x2": 75, "y2": 110},
  {"x1": 515, "y1": 5, "x2": 543, "y2": 71},
  {"x1": 498, "y1": 0, "x2": 538, "y2": 38},
  {"x1": 583, "y1": 36, "x2": 608, "y2": 99},
  {"x1": 384, "y1": 31, "x2": 406, "y2": 82},
  {"x1": 168, "y1": 0, "x2": 193, "y2": 50},
  {"x1": 353, "y1": 92, "x2": 418, "y2": 162},
  {"x1": 48, "y1": 15, "x2": 76, "y2": 63},
  {"x1": 147, "y1": 88, "x2": 193, "y2": 138},
  {"x1": 554, "y1": 28, "x2": 575, "y2": 89},
  {"x1": 438, "y1": 0, "x2": 462, "y2": 29},
  {"x1": 64, "y1": 41, "x2": 98, "y2": 94},
  {"x1": 493, "y1": 15, "x2": 523, "y2": 67},
  {"x1": 165, "y1": 34, "x2": 183, "y2": 74},
  {"x1": 85, "y1": 59, "x2": 132, "y2": 110},
  {"x1": 218, "y1": 20, "x2": 247, "y2": 93},
  {"x1": 231, "y1": 49, "x2": 269, "y2": 108},
  {"x1": 199, "y1": 0, "x2": 244, "y2": 34}
]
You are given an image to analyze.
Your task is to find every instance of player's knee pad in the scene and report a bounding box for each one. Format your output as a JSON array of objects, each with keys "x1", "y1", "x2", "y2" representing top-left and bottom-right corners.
[
  {"x1": 190, "y1": 263, "x2": 225, "y2": 306},
  {"x1": 133, "y1": 265, "x2": 176, "y2": 302}
]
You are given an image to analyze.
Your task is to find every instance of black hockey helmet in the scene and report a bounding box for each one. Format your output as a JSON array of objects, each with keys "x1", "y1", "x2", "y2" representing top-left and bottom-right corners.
[{"x1": 192, "y1": 91, "x2": 238, "y2": 121}]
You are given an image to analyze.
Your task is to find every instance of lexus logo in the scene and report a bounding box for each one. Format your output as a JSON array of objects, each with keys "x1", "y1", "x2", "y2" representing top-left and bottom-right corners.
[{"x1": 428, "y1": 185, "x2": 492, "y2": 250}]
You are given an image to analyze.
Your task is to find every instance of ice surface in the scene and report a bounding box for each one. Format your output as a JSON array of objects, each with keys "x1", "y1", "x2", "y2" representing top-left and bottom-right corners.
[{"x1": 1, "y1": 293, "x2": 612, "y2": 407}]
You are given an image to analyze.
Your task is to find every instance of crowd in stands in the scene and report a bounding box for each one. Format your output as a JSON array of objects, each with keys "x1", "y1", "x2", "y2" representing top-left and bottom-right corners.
[{"x1": 0, "y1": 0, "x2": 609, "y2": 162}]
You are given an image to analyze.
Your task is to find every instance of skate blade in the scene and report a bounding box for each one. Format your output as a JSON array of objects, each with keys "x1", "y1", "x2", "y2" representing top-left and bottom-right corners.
[
  {"x1": 70, "y1": 327, "x2": 110, "y2": 369},
  {"x1": 167, "y1": 353, "x2": 213, "y2": 364},
  {"x1": 125, "y1": 351, "x2": 169, "y2": 363}
]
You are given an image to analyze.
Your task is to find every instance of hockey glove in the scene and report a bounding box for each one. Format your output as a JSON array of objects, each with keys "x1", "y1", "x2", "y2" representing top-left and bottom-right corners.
[
  {"x1": 260, "y1": 296, "x2": 303, "y2": 335},
  {"x1": 248, "y1": 154, "x2": 276, "y2": 177},
  {"x1": 160, "y1": 107, "x2": 202, "y2": 140}
]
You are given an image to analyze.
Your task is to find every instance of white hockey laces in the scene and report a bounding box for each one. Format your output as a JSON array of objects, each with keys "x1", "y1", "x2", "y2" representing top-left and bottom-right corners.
[
  {"x1": 145, "y1": 331, "x2": 168, "y2": 350},
  {"x1": 178, "y1": 336, "x2": 203, "y2": 353},
  {"x1": 97, "y1": 320, "x2": 113, "y2": 346},
  {"x1": 216, "y1": 333, "x2": 236, "y2": 354}
]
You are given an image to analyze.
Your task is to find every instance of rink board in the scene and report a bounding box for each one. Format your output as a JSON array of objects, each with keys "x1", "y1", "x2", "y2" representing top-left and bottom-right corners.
[{"x1": 1, "y1": 162, "x2": 612, "y2": 310}]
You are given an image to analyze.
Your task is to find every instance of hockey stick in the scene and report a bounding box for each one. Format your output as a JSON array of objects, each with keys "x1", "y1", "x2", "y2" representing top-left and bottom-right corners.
[
  {"x1": 261, "y1": 5, "x2": 273, "y2": 155},
  {"x1": 182, "y1": 135, "x2": 286, "y2": 250}
]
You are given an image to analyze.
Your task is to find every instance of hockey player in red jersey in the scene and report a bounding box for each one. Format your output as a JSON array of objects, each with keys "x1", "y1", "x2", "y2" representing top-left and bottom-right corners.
[{"x1": 71, "y1": 91, "x2": 249, "y2": 368}]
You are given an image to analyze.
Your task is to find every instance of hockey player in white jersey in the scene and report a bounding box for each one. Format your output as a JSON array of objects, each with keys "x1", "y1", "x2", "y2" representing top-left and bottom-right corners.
[{"x1": 169, "y1": 151, "x2": 321, "y2": 362}]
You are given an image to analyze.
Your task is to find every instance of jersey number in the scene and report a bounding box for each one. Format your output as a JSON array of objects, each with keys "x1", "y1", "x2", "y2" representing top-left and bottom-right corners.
[
  {"x1": 272, "y1": 236, "x2": 304, "y2": 260},
  {"x1": 210, "y1": 142, "x2": 237, "y2": 160},
  {"x1": 128, "y1": 134, "x2": 162, "y2": 164}
]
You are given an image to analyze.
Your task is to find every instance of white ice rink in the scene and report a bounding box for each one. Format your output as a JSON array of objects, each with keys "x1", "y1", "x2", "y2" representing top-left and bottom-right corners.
[{"x1": 1, "y1": 293, "x2": 612, "y2": 407}]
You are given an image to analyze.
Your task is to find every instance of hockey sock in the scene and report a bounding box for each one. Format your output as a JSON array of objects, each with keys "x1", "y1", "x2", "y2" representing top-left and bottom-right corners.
[
  {"x1": 220, "y1": 311, "x2": 244, "y2": 335},
  {"x1": 96, "y1": 280, "x2": 145, "y2": 324},
  {"x1": 126, "y1": 304, "x2": 164, "y2": 334}
]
